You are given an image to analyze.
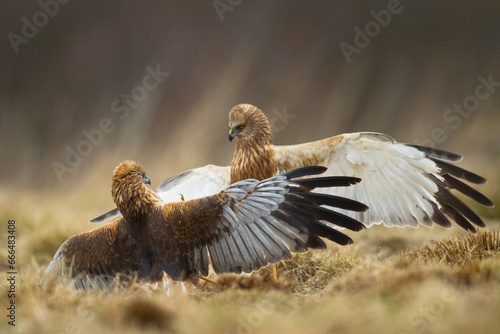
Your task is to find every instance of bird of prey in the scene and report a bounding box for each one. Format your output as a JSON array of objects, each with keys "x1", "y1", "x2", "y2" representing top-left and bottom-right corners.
[
  {"x1": 41, "y1": 161, "x2": 368, "y2": 290},
  {"x1": 225, "y1": 104, "x2": 493, "y2": 232},
  {"x1": 91, "y1": 104, "x2": 493, "y2": 233}
]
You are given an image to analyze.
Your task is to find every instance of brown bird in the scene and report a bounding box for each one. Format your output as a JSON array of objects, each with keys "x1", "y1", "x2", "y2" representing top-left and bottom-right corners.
[
  {"x1": 225, "y1": 104, "x2": 493, "y2": 232},
  {"x1": 92, "y1": 104, "x2": 493, "y2": 232},
  {"x1": 41, "y1": 160, "x2": 368, "y2": 290}
]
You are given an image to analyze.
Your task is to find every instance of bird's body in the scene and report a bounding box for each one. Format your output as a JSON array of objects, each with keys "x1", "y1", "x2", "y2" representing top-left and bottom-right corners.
[{"x1": 42, "y1": 161, "x2": 368, "y2": 290}]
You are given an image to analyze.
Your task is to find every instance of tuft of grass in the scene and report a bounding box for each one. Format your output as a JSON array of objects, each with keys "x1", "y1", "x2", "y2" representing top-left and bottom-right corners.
[
  {"x1": 270, "y1": 248, "x2": 358, "y2": 294},
  {"x1": 407, "y1": 230, "x2": 500, "y2": 265},
  {"x1": 326, "y1": 230, "x2": 500, "y2": 297}
]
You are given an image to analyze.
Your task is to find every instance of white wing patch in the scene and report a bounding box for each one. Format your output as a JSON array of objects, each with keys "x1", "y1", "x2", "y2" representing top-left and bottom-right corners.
[
  {"x1": 157, "y1": 165, "x2": 230, "y2": 202},
  {"x1": 325, "y1": 134, "x2": 439, "y2": 227}
]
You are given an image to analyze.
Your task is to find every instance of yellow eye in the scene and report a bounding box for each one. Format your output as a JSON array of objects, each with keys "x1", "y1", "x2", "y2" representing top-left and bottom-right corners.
[{"x1": 238, "y1": 124, "x2": 245, "y2": 130}]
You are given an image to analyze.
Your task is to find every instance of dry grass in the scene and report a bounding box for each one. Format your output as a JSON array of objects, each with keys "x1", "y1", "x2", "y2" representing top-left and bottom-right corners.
[
  {"x1": 407, "y1": 230, "x2": 500, "y2": 264},
  {"x1": 2, "y1": 190, "x2": 500, "y2": 334}
]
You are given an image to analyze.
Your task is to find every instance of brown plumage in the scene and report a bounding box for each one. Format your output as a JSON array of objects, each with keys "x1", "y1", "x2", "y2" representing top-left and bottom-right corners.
[
  {"x1": 228, "y1": 103, "x2": 494, "y2": 232},
  {"x1": 41, "y1": 160, "x2": 368, "y2": 290}
]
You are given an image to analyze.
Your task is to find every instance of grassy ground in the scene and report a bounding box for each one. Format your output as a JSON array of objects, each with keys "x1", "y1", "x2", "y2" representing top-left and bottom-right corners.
[{"x1": 2, "y1": 190, "x2": 500, "y2": 334}]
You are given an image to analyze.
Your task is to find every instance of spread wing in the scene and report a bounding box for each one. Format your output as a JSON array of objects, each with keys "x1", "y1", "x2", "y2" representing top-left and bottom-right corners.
[
  {"x1": 89, "y1": 165, "x2": 230, "y2": 224},
  {"x1": 150, "y1": 166, "x2": 367, "y2": 281},
  {"x1": 40, "y1": 220, "x2": 148, "y2": 290},
  {"x1": 273, "y1": 132, "x2": 494, "y2": 232}
]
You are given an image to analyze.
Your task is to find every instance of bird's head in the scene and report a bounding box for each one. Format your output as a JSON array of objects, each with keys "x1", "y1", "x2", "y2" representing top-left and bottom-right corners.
[
  {"x1": 111, "y1": 160, "x2": 157, "y2": 218},
  {"x1": 228, "y1": 104, "x2": 271, "y2": 143},
  {"x1": 112, "y1": 160, "x2": 151, "y2": 187}
]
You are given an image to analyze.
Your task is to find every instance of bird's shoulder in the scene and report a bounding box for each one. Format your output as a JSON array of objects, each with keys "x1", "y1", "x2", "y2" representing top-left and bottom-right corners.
[
  {"x1": 272, "y1": 133, "x2": 343, "y2": 171},
  {"x1": 272, "y1": 132, "x2": 404, "y2": 171}
]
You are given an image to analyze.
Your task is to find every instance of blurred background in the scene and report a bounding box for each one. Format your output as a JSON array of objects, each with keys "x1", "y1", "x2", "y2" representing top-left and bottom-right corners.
[{"x1": 1, "y1": 1, "x2": 499, "y2": 221}]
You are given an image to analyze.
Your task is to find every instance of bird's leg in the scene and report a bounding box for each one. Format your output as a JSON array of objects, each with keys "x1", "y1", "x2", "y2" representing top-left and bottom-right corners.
[
  {"x1": 272, "y1": 264, "x2": 277, "y2": 281},
  {"x1": 162, "y1": 277, "x2": 168, "y2": 291},
  {"x1": 199, "y1": 275, "x2": 217, "y2": 285}
]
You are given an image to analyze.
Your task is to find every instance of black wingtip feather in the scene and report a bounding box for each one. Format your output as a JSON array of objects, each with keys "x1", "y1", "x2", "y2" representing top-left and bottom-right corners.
[
  {"x1": 278, "y1": 202, "x2": 355, "y2": 245},
  {"x1": 431, "y1": 158, "x2": 487, "y2": 184},
  {"x1": 294, "y1": 203, "x2": 366, "y2": 231},
  {"x1": 443, "y1": 174, "x2": 494, "y2": 207},
  {"x1": 407, "y1": 144, "x2": 462, "y2": 162},
  {"x1": 440, "y1": 203, "x2": 477, "y2": 233},
  {"x1": 301, "y1": 192, "x2": 369, "y2": 212},
  {"x1": 273, "y1": 208, "x2": 354, "y2": 246},
  {"x1": 285, "y1": 188, "x2": 369, "y2": 212},
  {"x1": 429, "y1": 202, "x2": 453, "y2": 229},
  {"x1": 280, "y1": 166, "x2": 328, "y2": 179},
  {"x1": 292, "y1": 176, "x2": 362, "y2": 190},
  {"x1": 434, "y1": 187, "x2": 486, "y2": 228}
]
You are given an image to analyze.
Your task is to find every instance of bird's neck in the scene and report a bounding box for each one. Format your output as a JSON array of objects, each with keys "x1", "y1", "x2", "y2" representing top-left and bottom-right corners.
[
  {"x1": 230, "y1": 136, "x2": 277, "y2": 183},
  {"x1": 113, "y1": 183, "x2": 161, "y2": 223}
]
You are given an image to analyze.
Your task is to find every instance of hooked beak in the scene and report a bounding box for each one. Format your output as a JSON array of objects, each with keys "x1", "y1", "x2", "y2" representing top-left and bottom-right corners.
[
  {"x1": 143, "y1": 175, "x2": 151, "y2": 185},
  {"x1": 228, "y1": 129, "x2": 236, "y2": 142}
]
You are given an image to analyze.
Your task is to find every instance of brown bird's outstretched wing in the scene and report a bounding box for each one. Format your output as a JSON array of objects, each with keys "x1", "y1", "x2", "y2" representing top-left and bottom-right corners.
[
  {"x1": 40, "y1": 219, "x2": 150, "y2": 290},
  {"x1": 273, "y1": 132, "x2": 494, "y2": 232},
  {"x1": 147, "y1": 166, "x2": 367, "y2": 281}
]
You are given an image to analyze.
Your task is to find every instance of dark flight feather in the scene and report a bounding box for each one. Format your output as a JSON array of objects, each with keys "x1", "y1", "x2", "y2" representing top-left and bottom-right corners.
[{"x1": 405, "y1": 144, "x2": 462, "y2": 162}]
